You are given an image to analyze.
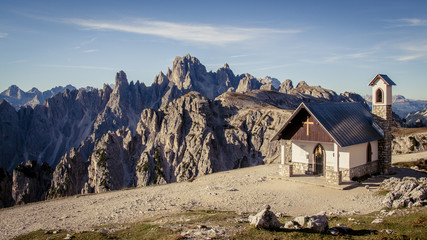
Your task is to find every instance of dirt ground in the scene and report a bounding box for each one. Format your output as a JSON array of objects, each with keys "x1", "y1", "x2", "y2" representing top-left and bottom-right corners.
[{"x1": 1, "y1": 154, "x2": 426, "y2": 240}]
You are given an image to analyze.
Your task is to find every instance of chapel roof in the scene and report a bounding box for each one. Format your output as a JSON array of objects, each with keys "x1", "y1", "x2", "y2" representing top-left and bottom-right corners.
[
  {"x1": 272, "y1": 102, "x2": 384, "y2": 147},
  {"x1": 368, "y1": 74, "x2": 396, "y2": 86}
]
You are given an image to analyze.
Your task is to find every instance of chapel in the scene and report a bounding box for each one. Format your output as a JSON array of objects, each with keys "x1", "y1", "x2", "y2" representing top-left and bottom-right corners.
[{"x1": 272, "y1": 74, "x2": 395, "y2": 184}]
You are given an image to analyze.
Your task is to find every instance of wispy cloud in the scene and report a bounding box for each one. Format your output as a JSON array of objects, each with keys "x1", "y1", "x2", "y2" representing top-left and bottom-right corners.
[
  {"x1": 0, "y1": 32, "x2": 8, "y2": 38},
  {"x1": 83, "y1": 49, "x2": 98, "y2": 53},
  {"x1": 324, "y1": 50, "x2": 377, "y2": 63},
  {"x1": 75, "y1": 37, "x2": 97, "y2": 49},
  {"x1": 387, "y1": 18, "x2": 427, "y2": 27},
  {"x1": 60, "y1": 18, "x2": 301, "y2": 45},
  {"x1": 393, "y1": 41, "x2": 427, "y2": 61},
  {"x1": 395, "y1": 54, "x2": 424, "y2": 61},
  {"x1": 41, "y1": 64, "x2": 114, "y2": 71}
]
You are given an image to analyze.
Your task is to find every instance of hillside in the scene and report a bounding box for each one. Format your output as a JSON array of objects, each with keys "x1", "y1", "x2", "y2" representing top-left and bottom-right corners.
[
  {"x1": 0, "y1": 54, "x2": 369, "y2": 208},
  {"x1": 405, "y1": 107, "x2": 427, "y2": 127}
]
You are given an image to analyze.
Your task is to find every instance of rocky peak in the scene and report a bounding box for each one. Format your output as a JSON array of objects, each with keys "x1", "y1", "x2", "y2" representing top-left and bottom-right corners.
[
  {"x1": 115, "y1": 71, "x2": 129, "y2": 88},
  {"x1": 170, "y1": 54, "x2": 206, "y2": 89},
  {"x1": 28, "y1": 87, "x2": 41, "y2": 94},
  {"x1": 296, "y1": 81, "x2": 308, "y2": 88},
  {"x1": 279, "y1": 79, "x2": 294, "y2": 94},
  {"x1": 154, "y1": 71, "x2": 168, "y2": 86},
  {"x1": 393, "y1": 95, "x2": 406, "y2": 102},
  {"x1": 236, "y1": 73, "x2": 261, "y2": 93},
  {"x1": 261, "y1": 76, "x2": 281, "y2": 89},
  {"x1": 2, "y1": 85, "x2": 22, "y2": 97}
]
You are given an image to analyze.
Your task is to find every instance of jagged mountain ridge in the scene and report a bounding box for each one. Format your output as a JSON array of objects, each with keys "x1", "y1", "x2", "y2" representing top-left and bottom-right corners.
[
  {"x1": 0, "y1": 54, "x2": 364, "y2": 172},
  {"x1": 0, "y1": 54, "x2": 370, "y2": 207},
  {"x1": 364, "y1": 94, "x2": 427, "y2": 118},
  {"x1": 0, "y1": 84, "x2": 95, "y2": 110},
  {"x1": 405, "y1": 107, "x2": 427, "y2": 127}
]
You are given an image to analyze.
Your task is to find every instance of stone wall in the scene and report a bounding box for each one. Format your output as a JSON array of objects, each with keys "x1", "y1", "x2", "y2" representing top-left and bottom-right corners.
[
  {"x1": 292, "y1": 162, "x2": 310, "y2": 174},
  {"x1": 373, "y1": 105, "x2": 392, "y2": 174},
  {"x1": 348, "y1": 160, "x2": 379, "y2": 180},
  {"x1": 279, "y1": 164, "x2": 293, "y2": 177},
  {"x1": 325, "y1": 166, "x2": 342, "y2": 185},
  {"x1": 288, "y1": 160, "x2": 379, "y2": 183}
]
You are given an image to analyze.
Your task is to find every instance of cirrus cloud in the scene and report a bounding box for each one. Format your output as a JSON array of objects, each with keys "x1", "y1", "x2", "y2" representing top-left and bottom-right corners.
[
  {"x1": 387, "y1": 18, "x2": 427, "y2": 27},
  {"x1": 61, "y1": 18, "x2": 301, "y2": 45}
]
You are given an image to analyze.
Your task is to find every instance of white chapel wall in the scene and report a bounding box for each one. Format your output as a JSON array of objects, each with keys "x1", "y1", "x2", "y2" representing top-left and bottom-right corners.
[
  {"x1": 292, "y1": 142, "x2": 313, "y2": 164},
  {"x1": 343, "y1": 141, "x2": 378, "y2": 168},
  {"x1": 292, "y1": 141, "x2": 350, "y2": 169},
  {"x1": 371, "y1": 141, "x2": 378, "y2": 162}
]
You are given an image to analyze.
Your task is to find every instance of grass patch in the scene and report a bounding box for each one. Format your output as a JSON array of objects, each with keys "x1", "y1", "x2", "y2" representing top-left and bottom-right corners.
[
  {"x1": 392, "y1": 158, "x2": 427, "y2": 171},
  {"x1": 12, "y1": 208, "x2": 427, "y2": 240},
  {"x1": 376, "y1": 189, "x2": 390, "y2": 196}
]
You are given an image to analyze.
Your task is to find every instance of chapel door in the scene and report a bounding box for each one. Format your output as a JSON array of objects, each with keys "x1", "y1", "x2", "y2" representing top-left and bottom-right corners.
[{"x1": 314, "y1": 144, "x2": 324, "y2": 175}]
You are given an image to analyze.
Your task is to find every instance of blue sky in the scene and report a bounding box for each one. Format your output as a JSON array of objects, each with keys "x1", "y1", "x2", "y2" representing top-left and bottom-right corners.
[{"x1": 0, "y1": 0, "x2": 426, "y2": 99}]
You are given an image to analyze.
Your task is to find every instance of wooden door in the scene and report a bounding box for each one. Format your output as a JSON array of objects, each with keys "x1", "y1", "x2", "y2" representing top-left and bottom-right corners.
[{"x1": 314, "y1": 144, "x2": 324, "y2": 175}]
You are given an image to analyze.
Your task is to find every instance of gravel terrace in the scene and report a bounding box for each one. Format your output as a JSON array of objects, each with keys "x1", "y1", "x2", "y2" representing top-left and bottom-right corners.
[{"x1": 0, "y1": 162, "x2": 395, "y2": 240}]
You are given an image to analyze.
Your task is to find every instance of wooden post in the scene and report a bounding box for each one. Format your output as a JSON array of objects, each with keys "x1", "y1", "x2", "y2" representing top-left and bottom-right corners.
[
  {"x1": 281, "y1": 142, "x2": 285, "y2": 165},
  {"x1": 334, "y1": 143, "x2": 340, "y2": 172}
]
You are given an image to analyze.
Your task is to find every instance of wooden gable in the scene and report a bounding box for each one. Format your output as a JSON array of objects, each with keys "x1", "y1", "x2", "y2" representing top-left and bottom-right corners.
[{"x1": 279, "y1": 108, "x2": 334, "y2": 143}]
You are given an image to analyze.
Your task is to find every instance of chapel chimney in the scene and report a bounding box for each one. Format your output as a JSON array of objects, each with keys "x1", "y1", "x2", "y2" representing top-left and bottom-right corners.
[{"x1": 368, "y1": 74, "x2": 395, "y2": 174}]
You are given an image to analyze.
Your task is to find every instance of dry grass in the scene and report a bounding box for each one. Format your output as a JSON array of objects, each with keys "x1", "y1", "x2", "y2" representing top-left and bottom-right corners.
[
  {"x1": 393, "y1": 127, "x2": 427, "y2": 137},
  {"x1": 12, "y1": 207, "x2": 427, "y2": 240}
]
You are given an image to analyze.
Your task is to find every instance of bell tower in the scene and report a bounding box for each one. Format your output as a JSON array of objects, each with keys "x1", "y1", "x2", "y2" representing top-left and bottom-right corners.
[{"x1": 368, "y1": 74, "x2": 396, "y2": 174}]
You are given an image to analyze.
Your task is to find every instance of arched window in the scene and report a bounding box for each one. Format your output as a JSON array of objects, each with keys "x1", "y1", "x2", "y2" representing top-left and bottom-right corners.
[
  {"x1": 375, "y1": 88, "x2": 383, "y2": 103},
  {"x1": 367, "y1": 143, "x2": 372, "y2": 163}
]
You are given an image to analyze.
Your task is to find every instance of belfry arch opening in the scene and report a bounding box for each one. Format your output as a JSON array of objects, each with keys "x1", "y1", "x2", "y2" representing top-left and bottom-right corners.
[{"x1": 375, "y1": 88, "x2": 383, "y2": 103}]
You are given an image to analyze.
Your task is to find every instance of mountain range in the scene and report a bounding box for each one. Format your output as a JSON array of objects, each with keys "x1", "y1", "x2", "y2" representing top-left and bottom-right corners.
[
  {"x1": 364, "y1": 95, "x2": 427, "y2": 119},
  {"x1": 0, "y1": 54, "x2": 394, "y2": 207}
]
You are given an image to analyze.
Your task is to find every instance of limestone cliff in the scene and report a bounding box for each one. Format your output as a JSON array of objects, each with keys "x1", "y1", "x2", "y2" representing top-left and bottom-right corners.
[
  {"x1": 0, "y1": 54, "x2": 372, "y2": 206},
  {"x1": 72, "y1": 91, "x2": 291, "y2": 194},
  {"x1": 11, "y1": 161, "x2": 53, "y2": 205},
  {"x1": 0, "y1": 168, "x2": 13, "y2": 208}
]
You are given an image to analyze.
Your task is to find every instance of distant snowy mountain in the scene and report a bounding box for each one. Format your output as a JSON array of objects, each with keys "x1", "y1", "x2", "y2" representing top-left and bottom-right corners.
[
  {"x1": 405, "y1": 107, "x2": 427, "y2": 127},
  {"x1": 364, "y1": 94, "x2": 427, "y2": 118},
  {"x1": 0, "y1": 85, "x2": 94, "y2": 110}
]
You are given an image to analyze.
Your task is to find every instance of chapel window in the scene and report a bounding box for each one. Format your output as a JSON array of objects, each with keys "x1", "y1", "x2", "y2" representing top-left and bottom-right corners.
[{"x1": 375, "y1": 88, "x2": 383, "y2": 103}]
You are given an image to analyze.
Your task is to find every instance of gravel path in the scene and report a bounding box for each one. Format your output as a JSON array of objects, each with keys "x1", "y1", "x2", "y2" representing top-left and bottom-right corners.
[
  {"x1": 392, "y1": 151, "x2": 427, "y2": 163},
  {"x1": 0, "y1": 164, "x2": 384, "y2": 240}
]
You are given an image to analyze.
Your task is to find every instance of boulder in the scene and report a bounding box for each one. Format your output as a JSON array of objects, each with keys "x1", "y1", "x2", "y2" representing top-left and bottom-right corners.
[
  {"x1": 283, "y1": 220, "x2": 301, "y2": 229},
  {"x1": 292, "y1": 212, "x2": 328, "y2": 233},
  {"x1": 249, "y1": 205, "x2": 282, "y2": 229},
  {"x1": 307, "y1": 212, "x2": 329, "y2": 233},
  {"x1": 293, "y1": 216, "x2": 309, "y2": 227},
  {"x1": 380, "y1": 177, "x2": 427, "y2": 208}
]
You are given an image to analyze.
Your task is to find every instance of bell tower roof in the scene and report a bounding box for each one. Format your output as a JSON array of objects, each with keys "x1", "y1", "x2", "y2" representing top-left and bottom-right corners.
[{"x1": 368, "y1": 74, "x2": 396, "y2": 86}]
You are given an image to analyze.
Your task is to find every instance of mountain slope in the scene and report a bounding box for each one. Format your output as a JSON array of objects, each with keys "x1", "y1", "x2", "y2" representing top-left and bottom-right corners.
[
  {"x1": 405, "y1": 107, "x2": 427, "y2": 127},
  {"x1": 0, "y1": 54, "x2": 371, "y2": 206}
]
